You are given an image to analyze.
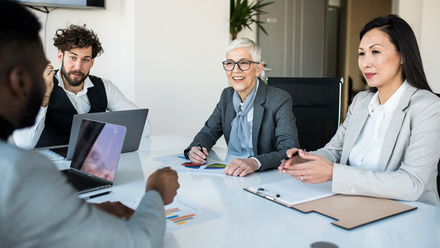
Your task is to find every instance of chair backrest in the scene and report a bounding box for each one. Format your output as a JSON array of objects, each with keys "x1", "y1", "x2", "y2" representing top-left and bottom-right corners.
[
  {"x1": 435, "y1": 94, "x2": 439, "y2": 196},
  {"x1": 437, "y1": 159, "x2": 440, "y2": 196},
  {"x1": 267, "y1": 77, "x2": 343, "y2": 151}
]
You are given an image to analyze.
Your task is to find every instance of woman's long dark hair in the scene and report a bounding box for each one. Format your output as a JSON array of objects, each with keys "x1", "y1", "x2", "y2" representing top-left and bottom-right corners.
[{"x1": 360, "y1": 15, "x2": 432, "y2": 92}]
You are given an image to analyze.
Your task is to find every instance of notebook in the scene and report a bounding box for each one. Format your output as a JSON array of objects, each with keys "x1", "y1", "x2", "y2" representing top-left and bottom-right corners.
[
  {"x1": 60, "y1": 119, "x2": 126, "y2": 194},
  {"x1": 51, "y1": 108, "x2": 148, "y2": 160}
]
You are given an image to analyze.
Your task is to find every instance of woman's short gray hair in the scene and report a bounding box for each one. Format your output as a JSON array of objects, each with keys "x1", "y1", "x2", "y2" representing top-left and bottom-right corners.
[{"x1": 224, "y1": 37, "x2": 262, "y2": 62}]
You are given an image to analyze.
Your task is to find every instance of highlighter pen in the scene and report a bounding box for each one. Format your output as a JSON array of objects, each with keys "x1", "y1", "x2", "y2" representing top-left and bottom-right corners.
[{"x1": 81, "y1": 191, "x2": 111, "y2": 201}]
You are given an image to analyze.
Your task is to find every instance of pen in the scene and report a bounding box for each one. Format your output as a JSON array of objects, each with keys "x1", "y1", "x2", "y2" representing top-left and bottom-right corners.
[
  {"x1": 197, "y1": 143, "x2": 207, "y2": 160},
  {"x1": 257, "y1": 187, "x2": 281, "y2": 198},
  {"x1": 81, "y1": 191, "x2": 111, "y2": 201},
  {"x1": 280, "y1": 150, "x2": 299, "y2": 163}
]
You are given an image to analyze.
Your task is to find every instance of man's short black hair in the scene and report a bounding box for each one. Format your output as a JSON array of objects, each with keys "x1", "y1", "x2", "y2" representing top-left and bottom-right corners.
[
  {"x1": 0, "y1": 0, "x2": 41, "y2": 46},
  {"x1": 0, "y1": 0, "x2": 42, "y2": 75}
]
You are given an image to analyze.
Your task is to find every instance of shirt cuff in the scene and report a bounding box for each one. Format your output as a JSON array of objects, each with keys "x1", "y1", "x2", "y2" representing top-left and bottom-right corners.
[{"x1": 249, "y1": 157, "x2": 262, "y2": 169}]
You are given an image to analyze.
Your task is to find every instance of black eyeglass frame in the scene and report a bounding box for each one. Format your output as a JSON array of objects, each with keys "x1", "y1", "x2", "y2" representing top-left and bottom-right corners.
[{"x1": 222, "y1": 59, "x2": 260, "y2": 71}]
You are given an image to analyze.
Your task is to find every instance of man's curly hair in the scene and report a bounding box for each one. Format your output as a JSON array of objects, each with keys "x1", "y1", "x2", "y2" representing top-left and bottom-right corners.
[{"x1": 53, "y1": 24, "x2": 104, "y2": 58}]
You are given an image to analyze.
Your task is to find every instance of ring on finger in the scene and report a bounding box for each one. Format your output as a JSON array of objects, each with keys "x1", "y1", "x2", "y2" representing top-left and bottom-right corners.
[{"x1": 301, "y1": 175, "x2": 304, "y2": 181}]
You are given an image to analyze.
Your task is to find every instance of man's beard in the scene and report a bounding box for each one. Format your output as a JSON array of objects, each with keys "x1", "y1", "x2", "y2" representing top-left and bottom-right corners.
[
  {"x1": 61, "y1": 63, "x2": 89, "y2": 87},
  {"x1": 19, "y1": 80, "x2": 44, "y2": 129}
]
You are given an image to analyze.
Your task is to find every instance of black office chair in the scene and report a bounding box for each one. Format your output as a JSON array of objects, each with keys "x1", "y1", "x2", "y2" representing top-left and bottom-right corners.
[
  {"x1": 435, "y1": 94, "x2": 440, "y2": 196},
  {"x1": 267, "y1": 77, "x2": 342, "y2": 151},
  {"x1": 437, "y1": 159, "x2": 440, "y2": 196}
]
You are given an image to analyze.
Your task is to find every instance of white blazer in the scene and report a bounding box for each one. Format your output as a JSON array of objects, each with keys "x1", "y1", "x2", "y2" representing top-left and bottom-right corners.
[{"x1": 313, "y1": 84, "x2": 440, "y2": 206}]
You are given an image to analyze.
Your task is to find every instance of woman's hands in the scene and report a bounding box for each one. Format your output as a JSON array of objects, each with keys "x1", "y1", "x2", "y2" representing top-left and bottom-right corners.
[{"x1": 278, "y1": 148, "x2": 333, "y2": 184}]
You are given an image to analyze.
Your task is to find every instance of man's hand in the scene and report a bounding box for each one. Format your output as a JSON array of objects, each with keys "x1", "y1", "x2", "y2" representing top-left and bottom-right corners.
[
  {"x1": 42, "y1": 61, "x2": 56, "y2": 107},
  {"x1": 93, "y1": 201, "x2": 135, "y2": 219},
  {"x1": 224, "y1": 158, "x2": 258, "y2": 177},
  {"x1": 146, "y1": 167, "x2": 179, "y2": 205}
]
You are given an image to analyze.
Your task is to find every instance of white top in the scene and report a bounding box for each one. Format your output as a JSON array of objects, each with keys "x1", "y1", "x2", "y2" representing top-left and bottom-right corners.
[
  {"x1": 348, "y1": 81, "x2": 408, "y2": 171},
  {"x1": 12, "y1": 71, "x2": 150, "y2": 149}
]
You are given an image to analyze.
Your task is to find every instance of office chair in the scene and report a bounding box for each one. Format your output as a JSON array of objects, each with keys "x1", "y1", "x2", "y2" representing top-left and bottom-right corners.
[
  {"x1": 267, "y1": 77, "x2": 342, "y2": 151},
  {"x1": 437, "y1": 159, "x2": 440, "y2": 196},
  {"x1": 435, "y1": 93, "x2": 440, "y2": 196},
  {"x1": 436, "y1": 93, "x2": 440, "y2": 196}
]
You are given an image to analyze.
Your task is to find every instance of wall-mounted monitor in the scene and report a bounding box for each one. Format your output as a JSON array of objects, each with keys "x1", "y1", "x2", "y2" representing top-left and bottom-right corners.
[{"x1": 16, "y1": 0, "x2": 105, "y2": 9}]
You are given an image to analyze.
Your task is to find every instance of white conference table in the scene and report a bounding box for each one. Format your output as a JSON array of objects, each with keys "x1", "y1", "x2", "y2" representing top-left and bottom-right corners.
[{"x1": 51, "y1": 134, "x2": 440, "y2": 248}]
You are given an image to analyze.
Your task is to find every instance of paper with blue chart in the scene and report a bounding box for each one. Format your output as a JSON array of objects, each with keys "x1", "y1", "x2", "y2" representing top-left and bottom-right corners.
[
  {"x1": 154, "y1": 149, "x2": 246, "y2": 176},
  {"x1": 122, "y1": 197, "x2": 221, "y2": 232}
]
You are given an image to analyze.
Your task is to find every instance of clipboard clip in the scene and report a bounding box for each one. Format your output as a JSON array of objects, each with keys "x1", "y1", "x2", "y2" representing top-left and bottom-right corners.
[{"x1": 256, "y1": 187, "x2": 281, "y2": 200}]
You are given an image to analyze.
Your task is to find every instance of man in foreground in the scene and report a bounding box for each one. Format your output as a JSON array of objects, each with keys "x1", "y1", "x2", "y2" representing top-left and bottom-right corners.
[{"x1": 0, "y1": 1, "x2": 179, "y2": 247}]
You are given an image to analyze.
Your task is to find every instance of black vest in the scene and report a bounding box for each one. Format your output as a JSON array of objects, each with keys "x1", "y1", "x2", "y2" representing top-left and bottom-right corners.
[{"x1": 35, "y1": 74, "x2": 108, "y2": 147}]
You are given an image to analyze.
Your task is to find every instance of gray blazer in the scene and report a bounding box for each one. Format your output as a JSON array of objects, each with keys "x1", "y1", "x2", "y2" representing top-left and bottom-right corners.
[
  {"x1": 313, "y1": 84, "x2": 440, "y2": 206},
  {"x1": 188, "y1": 80, "x2": 299, "y2": 171},
  {"x1": 0, "y1": 141, "x2": 166, "y2": 248}
]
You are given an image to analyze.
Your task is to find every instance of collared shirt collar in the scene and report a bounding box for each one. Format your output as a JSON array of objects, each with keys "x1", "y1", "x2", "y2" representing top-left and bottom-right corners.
[
  {"x1": 368, "y1": 80, "x2": 408, "y2": 115},
  {"x1": 56, "y1": 70, "x2": 94, "y2": 96}
]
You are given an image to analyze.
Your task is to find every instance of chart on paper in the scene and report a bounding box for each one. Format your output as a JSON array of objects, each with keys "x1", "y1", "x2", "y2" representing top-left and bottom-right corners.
[
  {"x1": 154, "y1": 153, "x2": 234, "y2": 176},
  {"x1": 121, "y1": 196, "x2": 221, "y2": 232},
  {"x1": 165, "y1": 197, "x2": 221, "y2": 232}
]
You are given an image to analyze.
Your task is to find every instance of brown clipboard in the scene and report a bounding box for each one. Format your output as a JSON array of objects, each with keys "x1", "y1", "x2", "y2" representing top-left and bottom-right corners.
[{"x1": 244, "y1": 188, "x2": 417, "y2": 230}]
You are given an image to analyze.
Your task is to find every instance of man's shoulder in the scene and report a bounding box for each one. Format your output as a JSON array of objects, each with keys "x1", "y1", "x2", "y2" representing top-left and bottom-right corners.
[
  {"x1": 0, "y1": 141, "x2": 55, "y2": 173},
  {"x1": 88, "y1": 75, "x2": 104, "y2": 83}
]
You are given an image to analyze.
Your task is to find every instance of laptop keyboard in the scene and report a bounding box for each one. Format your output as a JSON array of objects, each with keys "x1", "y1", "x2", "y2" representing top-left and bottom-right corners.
[{"x1": 61, "y1": 169, "x2": 108, "y2": 192}]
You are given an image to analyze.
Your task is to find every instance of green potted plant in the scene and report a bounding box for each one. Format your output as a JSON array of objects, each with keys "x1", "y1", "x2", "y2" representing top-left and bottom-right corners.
[{"x1": 230, "y1": 0, "x2": 274, "y2": 40}]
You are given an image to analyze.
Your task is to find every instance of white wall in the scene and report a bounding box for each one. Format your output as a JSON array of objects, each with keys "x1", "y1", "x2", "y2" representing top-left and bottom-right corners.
[
  {"x1": 397, "y1": 0, "x2": 440, "y2": 93},
  {"x1": 27, "y1": 0, "x2": 440, "y2": 140},
  {"x1": 29, "y1": 0, "x2": 230, "y2": 139},
  {"x1": 31, "y1": 0, "x2": 133, "y2": 98},
  {"x1": 133, "y1": 0, "x2": 229, "y2": 138}
]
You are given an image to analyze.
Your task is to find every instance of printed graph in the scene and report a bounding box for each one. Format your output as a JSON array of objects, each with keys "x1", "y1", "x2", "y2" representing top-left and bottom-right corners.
[
  {"x1": 166, "y1": 207, "x2": 196, "y2": 226},
  {"x1": 164, "y1": 197, "x2": 221, "y2": 232}
]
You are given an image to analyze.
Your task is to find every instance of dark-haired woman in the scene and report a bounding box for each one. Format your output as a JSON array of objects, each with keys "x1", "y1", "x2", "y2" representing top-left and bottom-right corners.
[{"x1": 280, "y1": 15, "x2": 440, "y2": 206}]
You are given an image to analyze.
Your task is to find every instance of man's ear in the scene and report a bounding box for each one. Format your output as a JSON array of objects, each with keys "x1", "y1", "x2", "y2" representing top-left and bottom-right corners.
[
  {"x1": 8, "y1": 66, "x2": 31, "y2": 99},
  {"x1": 57, "y1": 49, "x2": 64, "y2": 63}
]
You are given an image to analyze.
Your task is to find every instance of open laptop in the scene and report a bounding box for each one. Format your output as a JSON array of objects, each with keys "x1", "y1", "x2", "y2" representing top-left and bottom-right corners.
[
  {"x1": 51, "y1": 108, "x2": 148, "y2": 160},
  {"x1": 60, "y1": 119, "x2": 126, "y2": 194}
]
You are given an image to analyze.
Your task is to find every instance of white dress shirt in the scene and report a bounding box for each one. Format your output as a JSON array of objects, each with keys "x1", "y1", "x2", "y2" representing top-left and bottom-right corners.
[
  {"x1": 348, "y1": 81, "x2": 408, "y2": 171},
  {"x1": 12, "y1": 71, "x2": 150, "y2": 148}
]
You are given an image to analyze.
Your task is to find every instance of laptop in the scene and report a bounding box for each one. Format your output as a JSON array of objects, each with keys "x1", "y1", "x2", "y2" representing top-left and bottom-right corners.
[
  {"x1": 60, "y1": 119, "x2": 126, "y2": 194},
  {"x1": 51, "y1": 108, "x2": 148, "y2": 160}
]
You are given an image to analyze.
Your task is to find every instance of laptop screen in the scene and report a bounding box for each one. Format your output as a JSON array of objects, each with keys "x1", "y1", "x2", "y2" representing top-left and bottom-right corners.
[{"x1": 70, "y1": 119, "x2": 126, "y2": 182}]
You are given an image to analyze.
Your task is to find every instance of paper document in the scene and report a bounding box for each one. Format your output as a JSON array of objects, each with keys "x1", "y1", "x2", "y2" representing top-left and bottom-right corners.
[
  {"x1": 154, "y1": 151, "x2": 246, "y2": 176},
  {"x1": 122, "y1": 197, "x2": 221, "y2": 232},
  {"x1": 246, "y1": 179, "x2": 334, "y2": 206}
]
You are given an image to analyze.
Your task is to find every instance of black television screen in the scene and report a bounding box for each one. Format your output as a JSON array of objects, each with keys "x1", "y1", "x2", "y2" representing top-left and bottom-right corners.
[{"x1": 16, "y1": 0, "x2": 105, "y2": 9}]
